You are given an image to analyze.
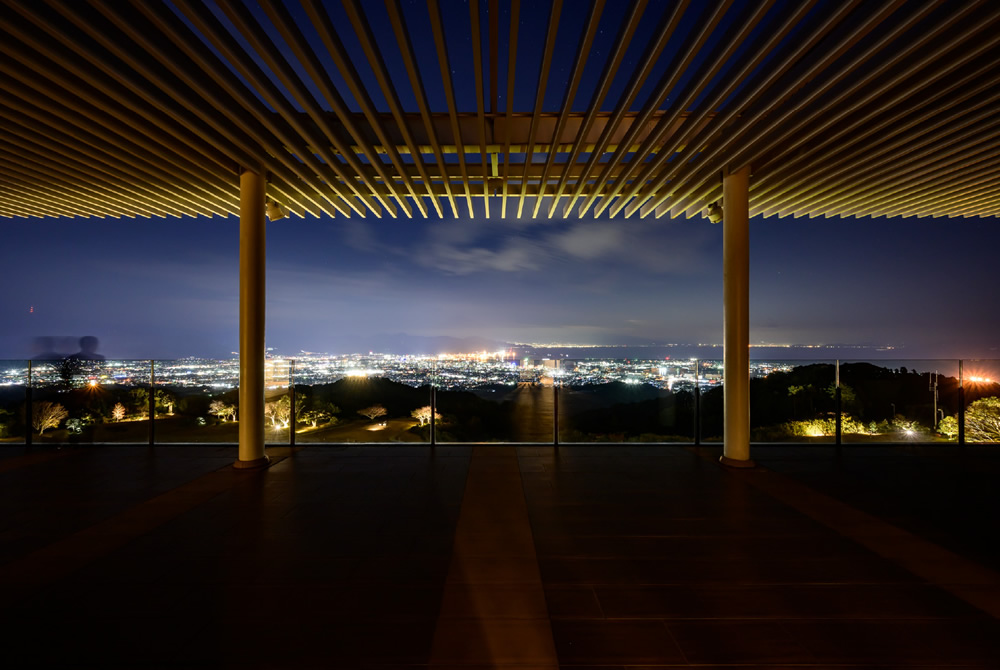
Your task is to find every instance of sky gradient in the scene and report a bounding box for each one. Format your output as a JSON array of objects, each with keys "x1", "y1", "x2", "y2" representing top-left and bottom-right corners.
[{"x1": 2, "y1": 207, "x2": 999, "y2": 360}]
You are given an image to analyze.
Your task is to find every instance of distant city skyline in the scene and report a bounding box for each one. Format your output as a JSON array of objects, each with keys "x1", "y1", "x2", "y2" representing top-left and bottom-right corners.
[{"x1": 3, "y1": 208, "x2": 999, "y2": 360}]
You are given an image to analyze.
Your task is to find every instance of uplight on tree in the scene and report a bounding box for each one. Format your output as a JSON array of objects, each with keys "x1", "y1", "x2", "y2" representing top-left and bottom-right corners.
[
  {"x1": 358, "y1": 405, "x2": 387, "y2": 422},
  {"x1": 33, "y1": 401, "x2": 68, "y2": 435},
  {"x1": 411, "y1": 406, "x2": 441, "y2": 426}
]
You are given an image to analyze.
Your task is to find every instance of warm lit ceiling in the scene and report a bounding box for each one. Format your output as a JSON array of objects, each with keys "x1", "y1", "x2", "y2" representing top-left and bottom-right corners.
[{"x1": 1, "y1": 0, "x2": 998, "y2": 221}]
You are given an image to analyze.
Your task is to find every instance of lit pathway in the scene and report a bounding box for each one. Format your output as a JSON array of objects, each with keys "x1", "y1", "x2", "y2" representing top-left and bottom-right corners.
[{"x1": 429, "y1": 446, "x2": 558, "y2": 667}]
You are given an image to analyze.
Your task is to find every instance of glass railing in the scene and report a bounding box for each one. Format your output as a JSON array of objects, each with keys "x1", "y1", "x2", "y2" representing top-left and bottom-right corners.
[
  {"x1": 153, "y1": 359, "x2": 239, "y2": 444},
  {"x1": 838, "y1": 359, "x2": 960, "y2": 444},
  {"x1": 962, "y1": 359, "x2": 1000, "y2": 444},
  {"x1": 28, "y1": 359, "x2": 153, "y2": 444},
  {"x1": 293, "y1": 360, "x2": 433, "y2": 444},
  {"x1": 0, "y1": 360, "x2": 28, "y2": 444},
  {"x1": 749, "y1": 360, "x2": 837, "y2": 444},
  {"x1": 557, "y1": 358, "x2": 696, "y2": 443},
  {"x1": 434, "y1": 358, "x2": 527, "y2": 442},
  {"x1": 1, "y1": 357, "x2": 998, "y2": 446}
]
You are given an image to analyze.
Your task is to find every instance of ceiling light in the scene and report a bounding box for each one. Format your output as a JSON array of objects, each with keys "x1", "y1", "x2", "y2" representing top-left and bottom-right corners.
[
  {"x1": 265, "y1": 198, "x2": 288, "y2": 221},
  {"x1": 705, "y1": 202, "x2": 722, "y2": 224}
]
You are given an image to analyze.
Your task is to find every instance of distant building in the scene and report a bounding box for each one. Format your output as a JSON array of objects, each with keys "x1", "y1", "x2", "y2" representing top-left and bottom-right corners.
[{"x1": 265, "y1": 359, "x2": 291, "y2": 388}]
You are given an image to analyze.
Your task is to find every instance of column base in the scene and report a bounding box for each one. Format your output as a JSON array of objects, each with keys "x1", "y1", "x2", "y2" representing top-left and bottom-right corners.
[
  {"x1": 233, "y1": 454, "x2": 270, "y2": 470},
  {"x1": 719, "y1": 455, "x2": 755, "y2": 469}
]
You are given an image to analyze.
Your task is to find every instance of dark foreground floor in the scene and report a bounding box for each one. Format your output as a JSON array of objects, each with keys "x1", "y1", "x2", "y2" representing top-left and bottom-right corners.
[{"x1": 2, "y1": 444, "x2": 1000, "y2": 668}]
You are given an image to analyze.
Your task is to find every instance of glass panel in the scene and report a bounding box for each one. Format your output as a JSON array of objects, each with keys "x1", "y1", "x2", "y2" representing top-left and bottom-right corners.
[
  {"x1": 153, "y1": 359, "x2": 239, "y2": 443},
  {"x1": 30, "y1": 360, "x2": 151, "y2": 444},
  {"x1": 750, "y1": 360, "x2": 837, "y2": 443},
  {"x1": 294, "y1": 354, "x2": 433, "y2": 444},
  {"x1": 0, "y1": 361, "x2": 28, "y2": 444},
  {"x1": 435, "y1": 355, "x2": 533, "y2": 443},
  {"x1": 698, "y1": 359, "x2": 724, "y2": 443},
  {"x1": 963, "y1": 359, "x2": 1000, "y2": 444},
  {"x1": 840, "y1": 360, "x2": 959, "y2": 443},
  {"x1": 557, "y1": 358, "x2": 695, "y2": 443},
  {"x1": 265, "y1": 359, "x2": 293, "y2": 445}
]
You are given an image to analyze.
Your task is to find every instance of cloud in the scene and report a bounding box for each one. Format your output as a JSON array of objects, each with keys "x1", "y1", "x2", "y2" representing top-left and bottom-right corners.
[
  {"x1": 548, "y1": 224, "x2": 624, "y2": 259},
  {"x1": 416, "y1": 237, "x2": 545, "y2": 275}
]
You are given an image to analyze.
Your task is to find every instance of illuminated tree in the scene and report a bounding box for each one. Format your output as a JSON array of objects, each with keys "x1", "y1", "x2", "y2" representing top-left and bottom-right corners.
[
  {"x1": 33, "y1": 401, "x2": 68, "y2": 435},
  {"x1": 155, "y1": 390, "x2": 176, "y2": 415},
  {"x1": 131, "y1": 388, "x2": 149, "y2": 412},
  {"x1": 112, "y1": 403, "x2": 126, "y2": 422},
  {"x1": 358, "y1": 404, "x2": 387, "y2": 422},
  {"x1": 264, "y1": 396, "x2": 292, "y2": 429},
  {"x1": 938, "y1": 415, "x2": 959, "y2": 439},
  {"x1": 411, "y1": 406, "x2": 441, "y2": 426},
  {"x1": 209, "y1": 400, "x2": 237, "y2": 422},
  {"x1": 965, "y1": 396, "x2": 1000, "y2": 442}
]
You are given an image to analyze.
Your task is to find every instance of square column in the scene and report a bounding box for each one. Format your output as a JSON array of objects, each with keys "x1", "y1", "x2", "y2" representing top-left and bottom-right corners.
[
  {"x1": 721, "y1": 165, "x2": 754, "y2": 468},
  {"x1": 234, "y1": 168, "x2": 269, "y2": 469}
]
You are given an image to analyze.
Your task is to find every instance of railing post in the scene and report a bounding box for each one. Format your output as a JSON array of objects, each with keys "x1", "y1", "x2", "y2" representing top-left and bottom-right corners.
[
  {"x1": 835, "y1": 360, "x2": 842, "y2": 446},
  {"x1": 25, "y1": 360, "x2": 32, "y2": 447},
  {"x1": 694, "y1": 359, "x2": 701, "y2": 446},
  {"x1": 430, "y1": 384, "x2": 437, "y2": 446},
  {"x1": 149, "y1": 360, "x2": 155, "y2": 446},
  {"x1": 289, "y1": 360, "x2": 295, "y2": 447},
  {"x1": 958, "y1": 360, "x2": 965, "y2": 446}
]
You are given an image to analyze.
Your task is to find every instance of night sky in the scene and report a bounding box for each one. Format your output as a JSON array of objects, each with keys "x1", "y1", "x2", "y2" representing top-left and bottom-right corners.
[{"x1": 2, "y1": 208, "x2": 999, "y2": 360}]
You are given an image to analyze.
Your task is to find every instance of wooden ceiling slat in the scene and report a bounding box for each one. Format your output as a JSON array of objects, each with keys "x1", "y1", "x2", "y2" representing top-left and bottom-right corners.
[
  {"x1": 560, "y1": 0, "x2": 691, "y2": 219},
  {"x1": 1, "y1": 1, "x2": 997, "y2": 221},
  {"x1": 758, "y1": 104, "x2": 1000, "y2": 218},
  {"x1": 0, "y1": 122, "x2": 199, "y2": 218},
  {"x1": 0, "y1": 149, "x2": 156, "y2": 218},
  {"x1": 531, "y1": 0, "x2": 604, "y2": 218},
  {"x1": 30, "y1": 0, "x2": 337, "y2": 219},
  {"x1": 384, "y1": 0, "x2": 458, "y2": 218},
  {"x1": 249, "y1": 0, "x2": 394, "y2": 217},
  {"x1": 342, "y1": 0, "x2": 441, "y2": 217},
  {"x1": 0, "y1": 90, "x2": 237, "y2": 215},
  {"x1": 120, "y1": 0, "x2": 352, "y2": 219},
  {"x1": 605, "y1": 0, "x2": 814, "y2": 218},
  {"x1": 0, "y1": 106, "x2": 205, "y2": 218},
  {"x1": 296, "y1": 0, "x2": 416, "y2": 217},
  {"x1": 469, "y1": 0, "x2": 493, "y2": 218},
  {"x1": 0, "y1": 17, "x2": 241, "y2": 180},
  {"x1": 729, "y1": 3, "x2": 1000, "y2": 211},
  {"x1": 8, "y1": 1, "x2": 268, "y2": 173},
  {"x1": 544, "y1": 0, "x2": 649, "y2": 218},
  {"x1": 659, "y1": 0, "x2": 966, "y2": 219},
  {"x1": 752, "y1": 57, "x2": 1000, "y2": 211},
  {"x1": 586, "y1": 0, "x2": 743, "y2": 219},
  {"x1": 621, "y1": 0, "x2": 873, "y2": 219},
  {"x1": 0, "y1": 186, "x2": 102, "y2": 219},
  {"x1": 0, "y1": 168, "x2": 132, "y2": 218},
  {"x1": 778, "y1": 116, "x2": 1000, "y2": 217},
  {"x1": 499, "y1": 0, "x2": 520, "y2": 219},
  {"x1": 515, "y1": 0, "x2": 562, "y2": 219},
  {"x1": 427, "y1": 0, "x2": 475, "y2": 218},
  {"x1": 591, "y1": 0, "x2": 756, "y2": 218},
  {"x1": 820, "y1": 144, "x2": 1000, "y2": 218}
]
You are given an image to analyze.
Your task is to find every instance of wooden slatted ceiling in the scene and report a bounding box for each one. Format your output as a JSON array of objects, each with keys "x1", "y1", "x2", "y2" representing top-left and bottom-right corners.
[{"x1": 1, "y1": 0, "x2": 998, "y2": 221}]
